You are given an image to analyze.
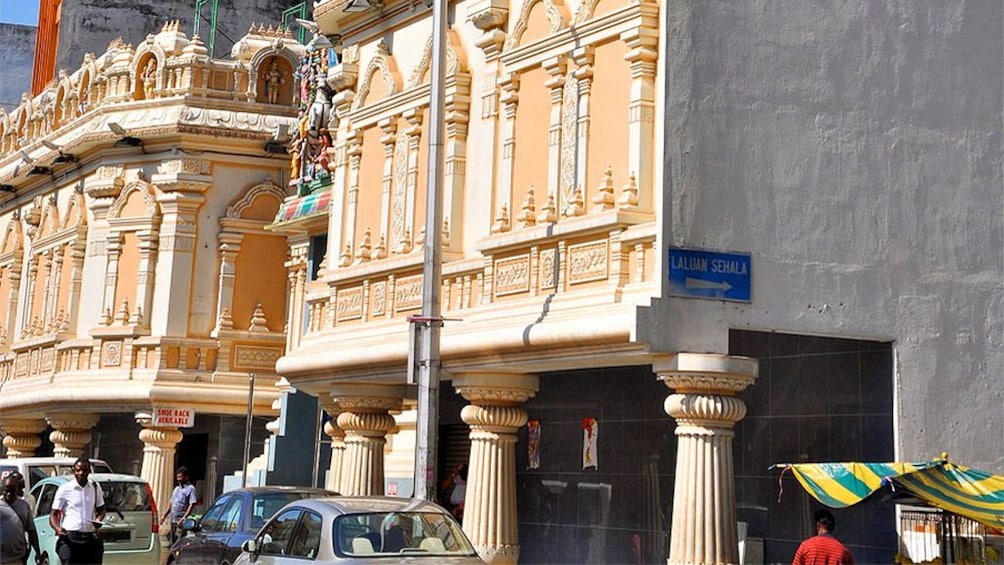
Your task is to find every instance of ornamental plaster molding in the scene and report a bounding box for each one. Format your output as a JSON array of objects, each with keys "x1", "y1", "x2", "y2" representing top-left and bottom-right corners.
[
  {"x1": 453, "y1": 372, "x2": 539, "y2": 406},
  {"x1": 352, "y1": 47, "x2": 401, "y2": 111},
  {"x1": 337, "y1": 411, "x2": 397, "y2": 436},
  {"x1": 0, "y1": 213, "x2": 24, "y2": 258},
  {"x1": 406, "y1": 30, "x2": 467, "y2": 88},
  {"x1": 86, "y1": 166, "x2": 125, "y2": 200},
  {"x1": 504, "y1": 0, "x2": 569, "y2": 51},
  {"x1": 138, "y1": 426, "x2": 184, "y2": 447},
  {"x1": 107, "y1": 181, "x2": 160, "y2": 220},
  {"x1": 460, "y1": 403, "x2": 528, "y2": 430},
  {"x1": 224, "y1": 178, "x2": 287, "y2": 220},
  {"x1": 46, "y1": 413, "x2": 100, "y2": 431},
  {"x1": 0, "y1": 418, "x2": 47, "y2": 434},
  {"x1": 663, "y1": 394, "x2": 747, "y2": 427}
]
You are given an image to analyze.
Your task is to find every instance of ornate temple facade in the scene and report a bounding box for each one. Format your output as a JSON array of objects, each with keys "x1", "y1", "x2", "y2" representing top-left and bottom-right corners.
[
  {"x1": 0, "y1": 22, "x2": 305, "y2": 514},
  {"x1": 272, "y1": 0, "x2": 759, "y2": 563}
]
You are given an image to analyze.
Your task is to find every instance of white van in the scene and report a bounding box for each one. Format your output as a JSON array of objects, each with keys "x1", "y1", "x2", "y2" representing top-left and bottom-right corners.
[{"x1": 0, "y1": 457, "x2": 113, "y2": 492}]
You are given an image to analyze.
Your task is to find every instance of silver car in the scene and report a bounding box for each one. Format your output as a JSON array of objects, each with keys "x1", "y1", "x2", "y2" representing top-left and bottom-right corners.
[{"x1": 234, "y1": 497, "x2": 484, "y2": 564}]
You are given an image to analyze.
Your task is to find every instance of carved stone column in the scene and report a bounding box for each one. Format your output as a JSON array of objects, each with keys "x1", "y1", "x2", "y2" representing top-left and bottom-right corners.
[
  {"x1": 47, "y1": 414, "x2": 100, "y2": 458},
  {"x1": 331, "y1": 385, "x2": 405, "y2": 496},
  {"x1": 151, "y1": 173, "x2": 207, "y2": 335},
  {"x1": 454, "y1": 373, "x2": 539, "y2": 565},
  {"x1": 319, "y1": 399, "x2": 346, "y2": 492},
  {"x1": 543, "y1": 56, "x2": 568, "y2": 215},
  {"x1": 621, "y1": 25, "x2": 659, "y2": 211},
  {"x1": 654, "y1": 353, "x2": 757, "y2": 565},
  {"x1": 323, "y1": 420, "x2": 346, "y2": 492},
  {"x1": 1, "y1": 418, "x2": 46, "y2": 458},
  {"x1": 137, "y1": 415, "x2": 183, "y2": 515}
]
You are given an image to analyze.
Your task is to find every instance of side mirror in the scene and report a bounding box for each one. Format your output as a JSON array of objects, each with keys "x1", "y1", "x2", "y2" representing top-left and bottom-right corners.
[
  {"x1": 241, "y1": 539, "x2": 259, "y2": 555},
  {"x1": 181, "y1": 518, "x2": 199, "y2": 531}
]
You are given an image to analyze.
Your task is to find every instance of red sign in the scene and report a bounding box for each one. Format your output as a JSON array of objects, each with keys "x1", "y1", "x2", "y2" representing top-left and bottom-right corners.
[{"x1": 152, "y1": 407, "x2": 195, "y2": 428}]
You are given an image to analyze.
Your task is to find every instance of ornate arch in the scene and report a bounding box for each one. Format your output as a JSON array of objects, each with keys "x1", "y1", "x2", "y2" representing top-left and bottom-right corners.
[
  {"x1": 0, "y1": 213, "x2": 24, "y2": 257},
  {"x1": 36, "y1": 195, "x2": 61, "y2": 239},
  {"x1": 225, "y1": 179, "x2": 287, "y2": 220},
  {"x1": 61, "y1": 189, "x2": 88, "y2": 231},
  {"x1": 130, "y1": 42, "x2": 166, "y2": 100},
  {"x1": 505, "y1": 0, "x2": 569, "y2": 51},
  {"x1": 406, "y1": 29, "x2": 468, "y2": 88},
  {"x1": 108, "y1": 181, "x2": 160, "y2": 220},
  {"x1": 352, "y1": 43, "x2": 402, "y2": 110}
]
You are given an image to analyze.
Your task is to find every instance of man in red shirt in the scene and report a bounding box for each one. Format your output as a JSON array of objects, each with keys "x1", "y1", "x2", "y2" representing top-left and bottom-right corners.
[{"x1": 793, "y1": 509, "x2": 855, "y2": 565}]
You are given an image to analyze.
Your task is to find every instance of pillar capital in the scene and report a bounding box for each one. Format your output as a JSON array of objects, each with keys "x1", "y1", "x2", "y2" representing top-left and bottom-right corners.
[
  {"x1": 1, "y1": 418, "x2": 47, "y2": 458},
  {"x1": 653, "y1": 352, "x2": 758, "y2": 394},
  {"x1": 452, "y1": 372, "x2": 539, "y2": 406},
  {"x1": 47, "y1": 413, "x2": 100, "y2": 458}
]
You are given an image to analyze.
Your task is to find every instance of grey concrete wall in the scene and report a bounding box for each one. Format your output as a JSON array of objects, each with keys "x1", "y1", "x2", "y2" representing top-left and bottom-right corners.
[
  {"x1": 657, "y1": 1, "x2": 1003, "y2": 472},
  {"x1": 55, "y1": 0, "x2": 298, "y2": 72},
  {"x1": 0, "y1": 24, "x2": 36, "y2": 111}
]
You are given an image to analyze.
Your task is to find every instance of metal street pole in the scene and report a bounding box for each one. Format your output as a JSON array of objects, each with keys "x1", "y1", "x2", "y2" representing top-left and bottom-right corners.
[
  {"x1": 241, "y1": 372, "x2": 256, "y2": 488},
  {"x1": 413, "y1": 0, "x2": 447, "y2": 502}
]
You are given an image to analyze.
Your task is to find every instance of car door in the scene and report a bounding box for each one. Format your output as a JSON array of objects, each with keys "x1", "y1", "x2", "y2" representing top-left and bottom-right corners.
[
  {"x1": 250, "y1": 508, "x2": 303, "y2": 565},
  {"x1": 175, "y1": 493, "x2": 232, "y2": 565},
  {"x1": 199, "y1": 494, "x2": 244, "y2": 564},
  {"x1": 31, "y1": 482, "x2": 60, "y2": 563}
]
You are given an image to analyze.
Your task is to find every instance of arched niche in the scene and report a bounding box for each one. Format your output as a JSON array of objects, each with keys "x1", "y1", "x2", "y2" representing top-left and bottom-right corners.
[
  {"x1": 132, "y1": 51, "x2": 162, "y2": 101},
  {"x1": 250, "y1": 51, "x2": 297, "y2": 104}
]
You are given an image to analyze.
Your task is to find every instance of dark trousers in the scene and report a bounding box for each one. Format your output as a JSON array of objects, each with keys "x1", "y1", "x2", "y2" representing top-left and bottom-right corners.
[{"x1": 56, "y1": 531, "x2": 103, "y2": 565}]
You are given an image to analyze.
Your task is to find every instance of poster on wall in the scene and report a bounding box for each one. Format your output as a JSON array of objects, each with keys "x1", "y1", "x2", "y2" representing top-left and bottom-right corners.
[
  {"x1": 582, "y1": 418, "x2": 598, "y2": 470},
  {"x1": 527, "y1": 420, "x2": 541, "y2": 469}
]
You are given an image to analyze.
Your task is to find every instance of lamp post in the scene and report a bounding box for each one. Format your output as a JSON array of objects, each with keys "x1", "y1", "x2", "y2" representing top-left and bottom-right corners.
[{"x1": 412, "y1": 0, "x2": 448, "y2": 502}]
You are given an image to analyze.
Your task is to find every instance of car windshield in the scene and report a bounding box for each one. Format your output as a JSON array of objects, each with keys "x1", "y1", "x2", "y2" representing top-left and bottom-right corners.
[
  {"x1": 250, "y1": 493, "x2": 313, "y2": 530},
  {"x1": 99, "y1": 481, "x2": 152, "y2": 511},
  {"x1": 334, "y1": 511, "x2": 477, "y2": 558}
]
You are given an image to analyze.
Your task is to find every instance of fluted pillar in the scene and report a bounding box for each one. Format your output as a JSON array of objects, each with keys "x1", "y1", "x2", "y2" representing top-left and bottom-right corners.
[
  {"x1": 323, "y1": 420, "x2": 346, "y2": 492},
  {"x1": 655, "y1": 353, "x2": 758, "y2": 565},
  {"x1": 320, "y1": 400, "x2": 346, "y2": 493},
  {"x1": 454, "y1": 373, "x2": 539, "y2": 565},
  {"x1": 136, "y1": 415, "x2": 183, "y2": 515},
  {"x1": 1, "y1": 418, "x2": 47, "y2": 458},
  {"x1": 331, "y1": 385, "x2": 405, "y2": 496},
  {"x1": 47, "y1": 414, "x2": 100, "y2": 458}
]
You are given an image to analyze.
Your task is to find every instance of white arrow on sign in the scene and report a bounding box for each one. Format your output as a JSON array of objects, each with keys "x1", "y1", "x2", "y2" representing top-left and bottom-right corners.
[{"x1": 685, "y1": 277, "x2": 732, "y2": 292}]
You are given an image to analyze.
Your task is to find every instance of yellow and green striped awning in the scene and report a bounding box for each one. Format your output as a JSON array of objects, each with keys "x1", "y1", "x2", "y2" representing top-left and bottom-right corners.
[{"x1": 776, "y1": 458, "x2": 1004, "y2": 530}]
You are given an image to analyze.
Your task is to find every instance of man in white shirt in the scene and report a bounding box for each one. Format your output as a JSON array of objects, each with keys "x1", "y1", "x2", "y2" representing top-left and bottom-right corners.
[{"x1": 50, "y1": 458, "x2": 105, "y2": 564}]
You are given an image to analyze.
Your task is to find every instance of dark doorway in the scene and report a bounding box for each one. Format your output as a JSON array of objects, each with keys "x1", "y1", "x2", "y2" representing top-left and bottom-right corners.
[{"x1": 176, "y1": 433, "x2": 209, "y2": 486}]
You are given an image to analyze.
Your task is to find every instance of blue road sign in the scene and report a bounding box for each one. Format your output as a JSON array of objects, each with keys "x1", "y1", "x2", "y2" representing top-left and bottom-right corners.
[{"x1": 668, "y1": 248, "x2": 751, "y2": 302}]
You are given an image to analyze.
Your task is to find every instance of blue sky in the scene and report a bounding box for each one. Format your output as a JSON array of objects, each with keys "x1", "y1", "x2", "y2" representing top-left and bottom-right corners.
[{"x1": 0, "y1": 1, "x2": 40, "y2": 26}]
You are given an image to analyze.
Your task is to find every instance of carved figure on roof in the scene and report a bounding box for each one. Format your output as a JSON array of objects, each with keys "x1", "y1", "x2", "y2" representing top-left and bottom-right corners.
[
  {"x1": 296, "y1": 55, "x2": 311, "y2": 106},
  {"x1": 141, "y1": 59, "x2": 157, "y2": 99},
  {"x1": 307, "y1": 75, "x2": 332, "y2": 134},
  {"x1": 289, "y1": 110, "x2": 307, "y2": 180},
  {"x1": 265, "y1": 59, "x2": 284, "y2": 104}
]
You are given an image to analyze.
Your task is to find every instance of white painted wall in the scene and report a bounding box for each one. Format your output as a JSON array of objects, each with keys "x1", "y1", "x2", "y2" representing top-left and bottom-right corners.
[{"x1": 651, "y1": 1, "x2": 1003, "y2": 472}]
